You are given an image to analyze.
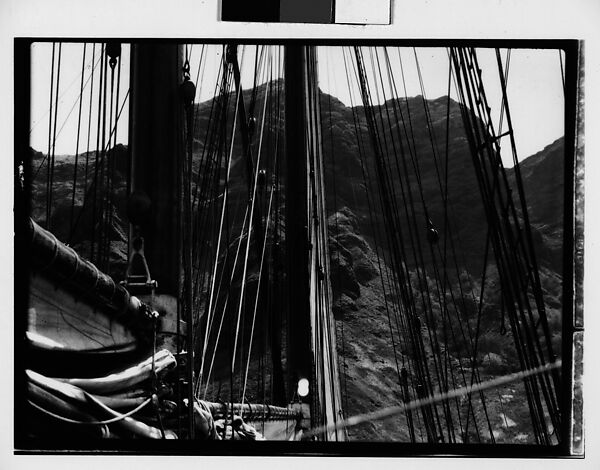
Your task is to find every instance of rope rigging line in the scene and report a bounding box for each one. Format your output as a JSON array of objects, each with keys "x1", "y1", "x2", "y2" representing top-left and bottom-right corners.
[
  {"x1": 449, "y1": 46, "x2": 561, "y2": 444},
  {"x1": 235, "y1": 45, "x2": 275, "y2": 396},
  {"x1": 374, "y1": 46, "x2": 454, "y2": 441},
  {"x1": 346, "y1": 45, "x2": 531, "y2": 443},
  {"x1": 342, "y1": 46, "x2": 411, "y2": 381},
  {"x1": 44, "y1": 43, "x2": 57, "y2": 230},
  {"x1": 191, "y1": 55, "x2": 234, "y2": 326},
  {"x1": 28, "y1": 397, "x2": 152, "y2": 426},
  {"x1": 304, "y1": 360, "x2": 561, "y2": 439},
  {"x1": 326, "y1": 47, "x2": 352, "y2": 426},
  {"x1": 230, "y1": 53, "x2": 272, "y2": 378},
  {"x1": 413, "y1": 48, "x2": 492, "y2": 441},
  {"x1": 29, "y1": 44, "x2": 101, "y2": 136},
  {"x1": 89, "y1": 44, "x2": 106, "y2": 264},
  {"x1": 83, "y1": 44, "x2": 97, "y2": 215},
  {"x1": 240, "y1": 173, "x2": 276, "y2": 408},
  {"x1": 66, "y1": 87, "x2": 130, "y2": 247},
  {"x1": 191, "y1": 87, "x2": 226, "y2": 342},
  {"x1": 450, "y1": 49, "x2": 542, "y2": 440},
  {"x1": 69, "y1": 43, "x2": 87, "y2": 235},
  {"x1": 194, "y1": 46, "x2": 290, "y2": 410},
  {"x1": 348, "y1": 47, "x2": 429, "y2": 440},
  {"x1": 33, "y1": 49, "x2": 103, "y2": 181},
  {"x1": 558, "y1": 50, "x2": 566, "y2": 96},
  {"x1": 196, "y1": 59, "x2": 242, "y2": 395},
  {"x1": 384, "y1": 47, "x2": 450, "y2": 441},
  {"x1": 308, "y1": 46, "x2": 345, "y2": 440},
  {"x1": 493, "y1": 47, "x2": 561, "y2": 427},
  {"x1": 379, "y1": 49, "x2": 463, "y2": 440},
  {"x1": 240, "y1": 47, "x2": 282, "y2": 407},
  {"x1": 101, "y1": 43, "x2": 120, "y2": 269},
  {"x1": 200, "y1": 206, "x2": 249, "y2": 400},
  {"x1": 197, "y1": 59, "x2": 248, "y2": 397},
  {"x1": 352, "y1": 46, "x2": 441, "y2": 441},
  {"x1": 435, "y1": 51, "x2": 506, "y2": 439},
  {"x1": 497, "y1": 49, "x2": 512, "y2": 136},
  {"x1": 198, "y1": 144, "x2": 263, "y2": 401},
  {"x1": 181, "y1": 42, "x2": 198, "y2": 438},
  {"x1": 469, "y1": 50, "x2": 556, "y2": 437}
]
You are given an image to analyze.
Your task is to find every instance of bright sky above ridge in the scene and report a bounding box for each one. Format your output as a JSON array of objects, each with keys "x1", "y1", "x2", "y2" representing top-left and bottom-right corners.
[{"x1": 29, "y1": 43, "x2": 565, "y2": 167}]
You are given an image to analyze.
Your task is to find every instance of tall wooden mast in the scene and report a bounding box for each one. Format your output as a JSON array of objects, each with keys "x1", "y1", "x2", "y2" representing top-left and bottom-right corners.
[
  {"x1": 285, "y1": 45, "x2": 346, "y2": 440},
  {"x1": 284, "y1": 45, "x2": 312, "y2": 402},
  {"x1": 128, "y1": 43, "x2": 194, "y2": 437},
  {"x1": 128, "y1": 44, "x2": 183, "y2": 293}
]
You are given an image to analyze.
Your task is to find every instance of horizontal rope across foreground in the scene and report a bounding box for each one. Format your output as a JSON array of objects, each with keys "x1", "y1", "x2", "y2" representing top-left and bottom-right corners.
[{"x1": 304, "y1": 360, "x2": 562, "y2": 439}]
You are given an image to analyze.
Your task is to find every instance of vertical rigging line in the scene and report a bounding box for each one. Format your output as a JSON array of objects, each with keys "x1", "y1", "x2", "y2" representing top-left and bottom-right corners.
[
  {"x1": 182, "y1": 47, "x2": 196, "y2": 439},
  {"x1": 190, "y1": 64, "x2": 233, "y2": 332},
  {"x1": 231, "y1": 68, "x2": 271, "y2": 376},
  {"x1": 201, "y1": 206, "x2": 249, "y2": 399},
  {"x1": 558, "y1": 49, "x2": 566, "y2": 97},
  {"x1": 407, "y1": 49, "x2": 490, "y2": 440},
  {"x1": 470, "y1": 48, "x2": 550, "y2": 441},
  {"x1": 191, "y1": 44, "x2": 207, "y2": 143},
  {"x1": 441, "y1": 56, "x2": 454, "y2": 430},
  {"x1": 198, "y1": 64, "x2": 240, "y2": 398},
  {"x1": 493, "y1": 47, "x2": 561, "y2": 433},
  {"x1": 325, "y1": 46, "x2": 350, "y2": 423},
  {"x1": 353, "y1": 46, "x2": 438, "y2": 441},
  {"x1": 66, "y1": 88, "x2": 130, "y2": 247},
  {"x1": 376, "y1": 47, "x2": 432, "y2": 438},
  {"x1": 69, "y1": 43, "x2": 87, "y2": 236},
  {"x1": 450, "y1": 47, "x2": 548, "y2": 443},
  {"x1": 83, "y1": 44, "x2": 96, "y2": 209},
  {"x1": 497, "y1": 49, "x2": 511, "y2": 137},
  {"x1": 98, "y1": 45, "x2": 109, "y2": 269},
  {"x1": 103, "y1": 48, "x2": 116, "y2": 269},
  {"x1": 237, "y1": 45, "x2": 271, "y2": 392},
  {"x1": 48, "y1": 43, "x2": 63, "y2": 232},
  {"x1": 90, "y1": 45, "x2": 106, "y2": 263},
  {"x1": 197, "y1": 64, "x2": 240, "y2": 394},
  {"x1": 45, "y1": 43, "x2": 56, "y2": 230},
  {"x1": 191, "y1": 44, "x2": 216, "y2": 348},
  {"x1": 241, "y1": 177, "x2": 276, "y2": 407},
  {"x1": 347, "y1": 47, "x2": 420, "y2": 439},
  {"x1": 39, "y1": 53, "x2": 103, "y2": 156},
  {"x1": 380, "y1": 47, "x2": 447, "y2": 440},
  {"x1": 418, "y1": 48, "x2": 490, "y2": 440}
]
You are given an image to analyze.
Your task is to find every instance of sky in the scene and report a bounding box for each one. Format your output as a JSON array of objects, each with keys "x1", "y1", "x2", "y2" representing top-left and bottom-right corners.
[{"x1": 29, "y1": 42, "x2": 565, "y2": 166}]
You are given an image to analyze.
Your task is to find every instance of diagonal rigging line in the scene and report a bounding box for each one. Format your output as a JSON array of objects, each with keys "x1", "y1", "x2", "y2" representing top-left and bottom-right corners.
[
  {"x1": 197, "y1": 68, "x2": 241, "y2": 393},
  {"x1": 231, "y1": 60, "x2": 271, "y2": 372},
  {"x1": 303, "y1": 360, "x2": 561, "y2": 439},
  {"x1": 240, "y1": 49, "x2": 277, "y2": 407},
  {"x1": 33, "y1": 88, "x2": 130, "y2": 181},
  {"x1": 241, "y1": 178, "x2": 276, "y2": 408},
  {"x1": 62, "y1": 88, "x2": 131, "y2": 246},
  {"x1": 30, "y1": 47, "x2": 102, "y2": 136}
]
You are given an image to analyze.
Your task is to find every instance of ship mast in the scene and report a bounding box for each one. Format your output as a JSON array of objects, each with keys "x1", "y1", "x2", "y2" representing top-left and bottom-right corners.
[
  {"x1": 284, "y1": 44, "x2": 346, "y2": 440},
  {"x1": 128, "y1": 44, "x2": 195, "y2": 438},
  {"x1": 284, "y1": 44, "x2": 313, "y2": 407}
]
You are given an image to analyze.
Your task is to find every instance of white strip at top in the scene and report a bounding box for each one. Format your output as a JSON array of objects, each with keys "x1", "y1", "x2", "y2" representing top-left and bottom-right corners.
[{"x1": 335, "y1": 0, "x2": 392, "y2": 25}]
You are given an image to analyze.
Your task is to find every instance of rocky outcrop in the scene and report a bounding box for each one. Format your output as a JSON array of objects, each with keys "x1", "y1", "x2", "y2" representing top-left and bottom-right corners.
[{"x1": 328, "y1": 207, "x2": 380, "y2": 302}]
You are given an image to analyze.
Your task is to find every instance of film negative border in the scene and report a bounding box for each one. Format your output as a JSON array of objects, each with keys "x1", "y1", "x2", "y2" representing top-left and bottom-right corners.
[
  {"x1": 570, "y1": 40, "x2": 584, "y2": 456},
  {"x1": 14, "y1": 38, "x2": 582, "y2": 457}
]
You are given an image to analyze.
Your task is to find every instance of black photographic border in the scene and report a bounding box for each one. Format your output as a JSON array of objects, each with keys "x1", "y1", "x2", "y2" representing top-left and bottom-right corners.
[{"x1": 13, "y1": 37, "x2": 583, "y2": 458}]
